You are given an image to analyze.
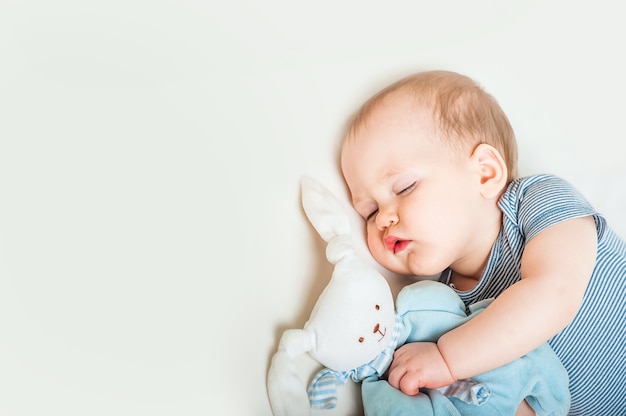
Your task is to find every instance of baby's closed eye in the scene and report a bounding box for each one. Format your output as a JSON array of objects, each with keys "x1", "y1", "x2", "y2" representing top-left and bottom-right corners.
[
  {"x1": 395, "y1": 181, "x2": 417, "y2": 195},
  {"x1": 366, "y1": 209, "x2": 379, "y2": 221}
]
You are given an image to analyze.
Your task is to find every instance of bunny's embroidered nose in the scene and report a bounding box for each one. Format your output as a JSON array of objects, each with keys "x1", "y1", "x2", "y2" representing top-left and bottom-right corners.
[{"x1": 373, "y1": 323, "x2": 386, "y2": 341}]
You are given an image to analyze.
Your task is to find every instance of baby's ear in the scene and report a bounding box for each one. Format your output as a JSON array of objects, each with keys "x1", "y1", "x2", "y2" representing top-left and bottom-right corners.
[{"x1": 470, "y1": 143, "x2": 508, "y2": 199}]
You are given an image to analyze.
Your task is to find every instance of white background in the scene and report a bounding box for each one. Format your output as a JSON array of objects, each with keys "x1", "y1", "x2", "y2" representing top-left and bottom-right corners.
[{"x1": 0, "y1": 1, "x2": 624, "y2": 415}]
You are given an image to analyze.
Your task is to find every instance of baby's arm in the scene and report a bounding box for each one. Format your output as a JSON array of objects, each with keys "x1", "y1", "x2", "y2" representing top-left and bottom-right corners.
[
  {"x1": 388, "y1": 216, "x2": 597, "y2": 392},
  {"x1": 439, "y1": 216, "x2": 596, "y2": 378}
]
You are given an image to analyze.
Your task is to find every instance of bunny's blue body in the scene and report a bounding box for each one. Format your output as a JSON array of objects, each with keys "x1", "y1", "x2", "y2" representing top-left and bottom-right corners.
[{"x1": 362, "y1": 280, "x2": 570, "y2": 416}]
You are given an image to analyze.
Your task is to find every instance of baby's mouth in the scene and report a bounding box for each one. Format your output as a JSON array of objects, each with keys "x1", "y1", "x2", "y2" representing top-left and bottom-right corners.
[{"x1": 384, "y1": 235, "x2": 410, "y2": 253}]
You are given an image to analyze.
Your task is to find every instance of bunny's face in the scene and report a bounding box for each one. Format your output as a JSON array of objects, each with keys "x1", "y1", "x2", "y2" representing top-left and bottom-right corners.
[{"x1": 305, "y1": 255, "x2": 396, "y2": 372}]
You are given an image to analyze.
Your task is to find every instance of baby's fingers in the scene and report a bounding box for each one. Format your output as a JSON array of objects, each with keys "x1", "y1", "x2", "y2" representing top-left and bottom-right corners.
[
  {"x1": 387, "y1": 366, "x2": 422, "y2": 396},
  {"x1": 386, "y1": 363, "x2": 404, "y2": 390}
]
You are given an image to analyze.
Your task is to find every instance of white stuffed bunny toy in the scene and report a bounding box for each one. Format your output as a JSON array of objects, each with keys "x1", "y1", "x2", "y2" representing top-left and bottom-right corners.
[{"x1": 267, "y1": 177, "x2": 570, "y2": 416}]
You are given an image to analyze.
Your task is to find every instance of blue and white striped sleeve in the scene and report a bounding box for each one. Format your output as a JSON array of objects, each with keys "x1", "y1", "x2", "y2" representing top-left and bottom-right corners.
[{"x1": 504, "y1": 174, "x2": 606, "y2": 242}]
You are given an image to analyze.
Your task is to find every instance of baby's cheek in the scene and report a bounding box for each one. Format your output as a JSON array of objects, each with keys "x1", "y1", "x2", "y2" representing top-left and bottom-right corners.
[
  {"x1": 367, "y1": 235, "x2": 389, "y2": 266},
  {"x1": 366, "y1": 233, "x2": 379, "y2": 253}
]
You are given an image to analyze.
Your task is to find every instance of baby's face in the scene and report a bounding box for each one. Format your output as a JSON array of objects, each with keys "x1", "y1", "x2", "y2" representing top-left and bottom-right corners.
[{"x1": 341, "y1": 97, "x2": 495, "y2": 278}]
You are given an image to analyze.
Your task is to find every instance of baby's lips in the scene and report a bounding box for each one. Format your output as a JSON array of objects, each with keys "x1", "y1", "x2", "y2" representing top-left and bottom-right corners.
[
  {"x1": 383, "y1": 235, "x2": 409, "y2": 253},
  {"x1": 383, "y1": 235, "x2": 398, "y2": 251}
]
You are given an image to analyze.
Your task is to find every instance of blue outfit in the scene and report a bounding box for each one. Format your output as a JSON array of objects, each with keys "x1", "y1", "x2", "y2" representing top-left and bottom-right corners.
[
  {"x1": 440, "y1": 174, "x2": 626, "y2": 415},
  {"x1": 310, "y1": 280, "x2": 571, "y2": 415}
]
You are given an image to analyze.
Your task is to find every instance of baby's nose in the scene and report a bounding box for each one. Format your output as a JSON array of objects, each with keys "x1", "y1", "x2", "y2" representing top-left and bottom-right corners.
[{"x1": 375, "y1": 208, "x2": 398, "y2": 230}]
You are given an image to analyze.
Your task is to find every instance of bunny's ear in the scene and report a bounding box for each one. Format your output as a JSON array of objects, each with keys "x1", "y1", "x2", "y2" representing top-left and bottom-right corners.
[
  {"x1": 301, "y1": 176, "x2": 351, "y2": 242},
  {"x1": 267, "y1": 329, "x2": 316, "y2": 416}
]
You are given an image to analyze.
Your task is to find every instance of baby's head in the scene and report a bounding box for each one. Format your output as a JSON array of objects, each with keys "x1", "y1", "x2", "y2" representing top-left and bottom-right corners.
[
  {"x1": 340, "y1": 70, "x2": 517, "y2": 277},
  {"x1": 343, "y1": 70, "x2": 518, "y2": 182}
]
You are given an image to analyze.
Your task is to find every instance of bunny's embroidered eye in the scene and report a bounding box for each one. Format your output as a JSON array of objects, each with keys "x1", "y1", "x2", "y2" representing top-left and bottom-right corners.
[
  {"x1": 358, "y1": 337, "x2": 364, "y2": 343},
  {"x1": 375, "y1": 304, "x2": 380, "y2": 310}
]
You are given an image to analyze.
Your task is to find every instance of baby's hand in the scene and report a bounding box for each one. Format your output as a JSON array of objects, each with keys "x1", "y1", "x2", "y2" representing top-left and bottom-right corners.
[{"x1": 387, "y1": 342, "x2": 455, "y2": 395}]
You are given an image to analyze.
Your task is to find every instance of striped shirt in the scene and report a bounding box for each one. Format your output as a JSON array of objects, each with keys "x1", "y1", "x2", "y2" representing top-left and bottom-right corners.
[{"x1": 440, "y1": 174, "x2": 626, "y2": 416}]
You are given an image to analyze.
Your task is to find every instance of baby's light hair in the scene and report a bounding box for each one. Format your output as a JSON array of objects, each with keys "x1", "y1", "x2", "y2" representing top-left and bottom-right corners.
[{"x1": 346, "y1": 70, "x2": 518, "y2": 182}]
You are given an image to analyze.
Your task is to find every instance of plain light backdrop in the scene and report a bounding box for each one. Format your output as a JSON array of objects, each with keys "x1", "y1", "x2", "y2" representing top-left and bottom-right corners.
[{"x1": 0, "y1": 1, "x2": 624, "y2": 415}]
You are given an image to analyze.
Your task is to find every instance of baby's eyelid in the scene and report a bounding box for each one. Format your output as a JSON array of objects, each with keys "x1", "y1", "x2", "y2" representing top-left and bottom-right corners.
[
  {"x1": 397, "y1": 181, "x2": 417, "y2": 195},
  {"x1": 356, "y1": 202, "x2": 378, "y2": 221},
  {"x1": 366, "y1": 209, "x2": 378, "y2": 221}
]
